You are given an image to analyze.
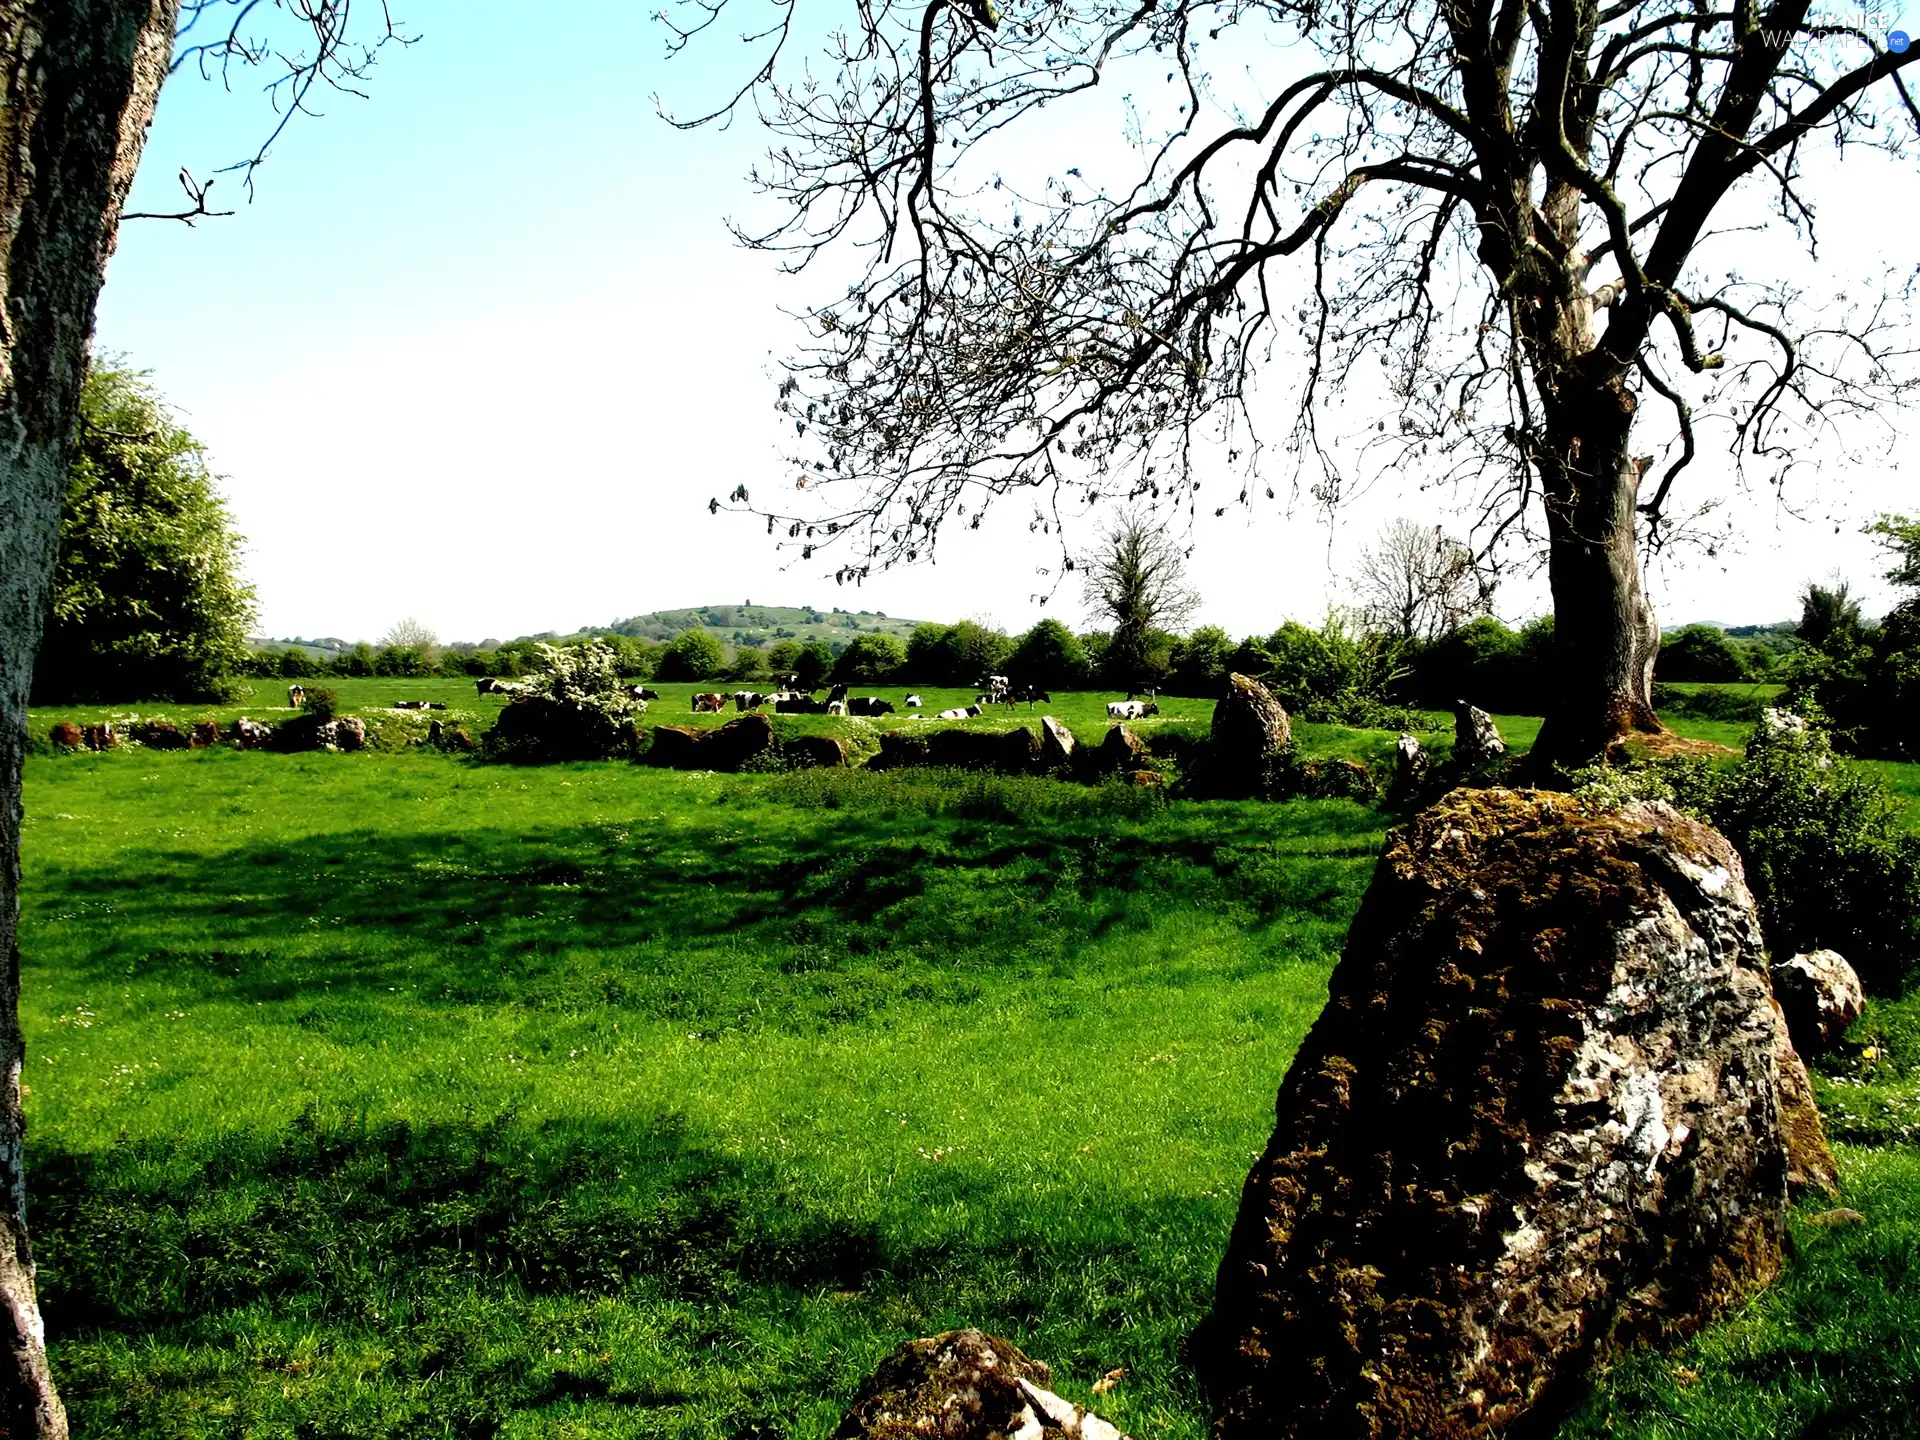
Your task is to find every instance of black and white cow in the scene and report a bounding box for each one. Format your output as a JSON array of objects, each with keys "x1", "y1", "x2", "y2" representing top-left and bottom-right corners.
[{"x1": 847, "y1": 697, "x2": 895, "y2": 716}]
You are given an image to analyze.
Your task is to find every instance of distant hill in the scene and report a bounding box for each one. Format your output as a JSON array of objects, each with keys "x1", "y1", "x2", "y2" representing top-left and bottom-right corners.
[{"x1": 600, "y1": 604, "x2": 928, "y2": 649}]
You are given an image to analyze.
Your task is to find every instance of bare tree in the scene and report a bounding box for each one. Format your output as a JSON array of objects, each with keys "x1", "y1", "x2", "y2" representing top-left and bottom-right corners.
[
  {"x1": 0, "y1": 6, "x2": 402, "y2": 1430},
  {"x1": 1353, "y1": 519, "x2": 1489, "y2": 644},
  {"x1": 1081, "y1": 510, "x2": 1198, "y2": 684},
  {"x1": 685, "y1": 0, "x2": 1920, "y2": 765},
  {"x1": 380, "y1": 615, "x2": 440, "y2": 663}
]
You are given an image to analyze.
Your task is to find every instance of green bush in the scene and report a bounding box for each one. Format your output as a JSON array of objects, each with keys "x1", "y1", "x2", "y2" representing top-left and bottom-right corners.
[
  {"x1": 1242, "y1": 614, "x2": 1425, "y2": 729},
  {"x1": 299, "y1": 686, "x2": 341, "y2": 722},
  {"x1": 1655, "y1": 624, "x2": 1753, "y2": 683},
  {"x1": 481, "y1": 641, "x2": 645, "y2": 763},
  {"x1": 1579, "y1": 718, "x2": 1920, "y2": 996},
  {"x1": 834, "y1": 631, "x2": 908, "y2": 684},
  {"x1": 1006, "y1": 619, "x2": 1089, "y2": 690},
  {"x1": 656, "y1": 628, "x2": 726, "y2": 682}
]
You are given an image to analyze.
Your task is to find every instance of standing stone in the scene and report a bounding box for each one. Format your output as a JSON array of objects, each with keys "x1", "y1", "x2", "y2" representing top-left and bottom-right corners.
[
  {"x1": 48, "y1": 723, "x2": 82, "y2": 750},
  {"x1": 1040, "y1": 716, "x2": 1077, "y2": 770},
  {"x1": 1452, "y1": 701, "x2": 1506, "y2": 768},
  {"x1": 232, "y1": 718, "x2": 272, "y2": 749},
  {"x1": 834, "y1": 1329, "x2": 1128, "y2": 1440},
  {"x1": 785, "y1": 733, "x2": 847, "y2": 769},
  {"x1": 1391, "y1": 733, "x2": 1430, "y2": 802},
  {"x1": 998, "y1": 725, "x2": 1043, "y2": 774},
  {"x1": 129, "y1": 719, "x2": 187, "y2": 750},
  {"x1": 190, "y1": 721, "x2": 222, "y2": 749},
  {"x1": 331, "y1": 717, "x2": 367, "y2": 752},
  {"x1": 1212, "y1": 789, "x2": 1817, "y2": 1440},
  {"x1": 81, "y1": 722, "x2": 115, "y2": 752},
  {"x1": 1209, "y1": 674, "x2": 1291, "y2": 794},
  {"x1": 1100, "y1": 723, "x2": 1150, "y2": 774},
  {"x1": 704, "y1": 714, "x2": 777, "y2": 771},
  {"x1": 1770, "y1": 949, "x2": 1866, "y2": 1057}
]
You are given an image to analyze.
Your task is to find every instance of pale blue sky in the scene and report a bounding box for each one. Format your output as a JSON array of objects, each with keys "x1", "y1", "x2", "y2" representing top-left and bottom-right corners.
[{"x1": 94, "y1": 2, "x2": 1915, "y2": 643}]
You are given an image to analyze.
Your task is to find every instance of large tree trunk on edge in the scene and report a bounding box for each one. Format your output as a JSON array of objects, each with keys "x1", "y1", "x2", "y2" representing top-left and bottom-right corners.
[
  {"x1": 1529, "y1": 381, "x2": 1664, "y2": 770},
  {"x1": 0, "y1": 4, "x2": 177, "y2": 1433}
]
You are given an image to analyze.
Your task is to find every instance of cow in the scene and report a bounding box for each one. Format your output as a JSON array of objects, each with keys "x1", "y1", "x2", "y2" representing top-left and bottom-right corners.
[
  {"x1": 936, "y1": 704, "x2": 984, "y2": 721},
  {"x1": 976, "y1": 674, "x2": 1012, "y2": 705},
  {"x1": 627, "y1": 685, "x2": 660, "y2": 701},
  {"x1": 476, "y1": 677, "x2": 500, "y2": 695},
  {"x1": 1004, "y1": 686, "x2": 1050, "y2": 710},
  {"x1": 826, "y1": 682, "x2": 849, "y2": 704},
  {"x1": 734, "y1": 691, "x2": 768, "y2": 712},
  {"x1": 903, "y1": 694, "x2": 924, "y2": 708},
  {"x1": 287, "y1": 684, "x2": 307, "y2": 709},
  {"x1": 776, "y1": 694, "x2": 824, "y2": 714},
  {"x1": 692, "y1": 692, "x2": 728, "y2": 713},
  {"x1": 1108, "y1": 700, "x2": 1158, "y2": 720},
  {"x1": 392, "y1": 700, "x2": 448, "y2": 711},
  {"x1": 825, "y1": 700, "x2": 849, "y2": 716},
  {"x1": 847, "y1": 697, "x2": 894, "y2": 716}
]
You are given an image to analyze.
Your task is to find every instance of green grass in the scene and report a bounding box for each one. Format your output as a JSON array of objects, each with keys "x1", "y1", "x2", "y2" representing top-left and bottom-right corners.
[
  {"x1": 22, "y1": 749, "x2": 1376, "y2": 1437},
  {"x1": 17, "y1": 703, "x2": 1920, "y2": 1437}
]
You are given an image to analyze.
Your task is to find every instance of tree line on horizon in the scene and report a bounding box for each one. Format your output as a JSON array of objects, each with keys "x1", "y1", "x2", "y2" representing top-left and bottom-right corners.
[{"x1": 31, "y1": 362, "x2": 1913, "y2": 757}]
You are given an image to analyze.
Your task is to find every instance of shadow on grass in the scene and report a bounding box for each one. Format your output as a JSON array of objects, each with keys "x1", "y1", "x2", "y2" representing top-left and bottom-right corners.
[
  {"x1": 32, "y1": 792, "x2": 1383, "y2": 1030},
  {"x1": 39, "y1": 1106, "x2": 1224, "y2": 1438}
]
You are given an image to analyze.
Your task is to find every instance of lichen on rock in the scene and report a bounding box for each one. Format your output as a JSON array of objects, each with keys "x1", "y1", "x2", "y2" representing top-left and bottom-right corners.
[
  {"x1": 834, "y1": 1330, "x2": 1128, "y2": 1440},
  {"x1": 1210, "y1": 788, "x2": 1823, "y2": 1440}
]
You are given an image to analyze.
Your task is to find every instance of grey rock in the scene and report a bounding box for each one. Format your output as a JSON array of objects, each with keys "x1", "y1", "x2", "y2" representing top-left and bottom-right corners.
[
  {"x1": 1771, "y1": 949, "x2": 1866, "y2": 1056},
  {"x1": 1452, "y1": 701, "x2": 1506, "y2": 768},
  {"x1": 1041, "y1": 715, "x2": 1077, "y2": 770},
  {"x1": 833, "y1": 1329, "x2": 1128, "y2": 1440}
]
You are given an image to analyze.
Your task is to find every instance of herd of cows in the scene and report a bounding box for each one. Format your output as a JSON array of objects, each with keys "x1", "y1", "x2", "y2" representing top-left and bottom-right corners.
[
  {"x1": 687, "y1": 675, "x2": 1060, "y2": 720},
  {"x1": 296, "y1": 674, "x2": 1162, "y2": 729}
]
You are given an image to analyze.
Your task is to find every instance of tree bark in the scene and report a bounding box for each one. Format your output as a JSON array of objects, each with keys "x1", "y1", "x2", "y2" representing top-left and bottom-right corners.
[
  {"x1": 1529, "y1": 380, "x2": 1664, "y2": 770},
  {"x1": 0, "y1": 3, "x2": 177, "y2": 1432}
]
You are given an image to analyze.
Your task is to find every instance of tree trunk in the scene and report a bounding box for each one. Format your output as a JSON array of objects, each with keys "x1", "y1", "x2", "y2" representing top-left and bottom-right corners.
[
  {"x1": 1530, "y1": 382, "x2": 1664, "y2": 770},
  {"x1": 0, "y1": 4, "x2": 177, "y2": 1432}
]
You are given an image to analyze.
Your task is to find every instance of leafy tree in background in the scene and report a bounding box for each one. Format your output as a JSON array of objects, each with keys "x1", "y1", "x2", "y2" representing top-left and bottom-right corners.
[
  {"x1": 905, "y1": 623, "x2": 951, "y2": 681},
  {"x1": 793, "y1": 640, "x2": 837, "y2": 689},
  {"x1": 1654, "y1": 624, "x2": 1752, "y2": 684},
  {"x1": 656, "y1": 628, "x2": 727, "y2": 681},
  {"x1": 32, "y1": 364, "x2": 255, "y2": 704},
  {"x1": 725, "y1": 645, "x2": 771, "y2": 682},
  {"x1": 939, "y1": 620, "x2": 1014, "y2": 686},
  {"x1": 766, "y1": 638, "x2": 805, "y2": 678},
  {"x1": 1006, "y1": 619, "x2": 1088, "y2": 690},
  {"x1": 835, "y1": 631, "x2": 908, "y2": 683},
  {"x1": 1167, "y1": 625, "x2": 1235, "y2": 697},
  {"x1": 380, "y1": 617, "x2": 439, "y2": 667}
]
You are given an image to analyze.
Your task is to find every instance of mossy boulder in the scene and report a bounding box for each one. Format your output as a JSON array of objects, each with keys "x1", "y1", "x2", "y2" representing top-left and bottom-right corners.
[
  {"x1": 1211, "y1": 788, "x2": 1822, "y2": 1440},
  {"x1": 1208, "y1": 673, "x2": 1291, "y2": 795},
  {"x1": 648, "y1": 715, "x2": 777, "y2": 772},
  {"x1": 833, "y1": 1329, "x2": 1126, "y2": 1440},
  {"x1": 785, "y1": 733, "x2": 848, "y2": 769}
]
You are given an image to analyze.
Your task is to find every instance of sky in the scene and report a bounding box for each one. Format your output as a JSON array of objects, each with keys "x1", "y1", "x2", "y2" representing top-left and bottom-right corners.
[{"x1": 93, "y1": 1, "x2": 1917, "y2": 646}]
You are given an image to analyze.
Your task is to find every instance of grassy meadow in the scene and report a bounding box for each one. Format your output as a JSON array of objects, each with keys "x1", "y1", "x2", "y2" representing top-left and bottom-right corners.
[{"x1": 17, "y1": 686, "x2": 1920, "y2": 1437}]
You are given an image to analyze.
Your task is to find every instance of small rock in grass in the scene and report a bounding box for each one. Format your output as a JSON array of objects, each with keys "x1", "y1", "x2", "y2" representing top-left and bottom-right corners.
[
  {"x1": 1802, "y1": 1207, "x2": 1866, "y2": 1229},
  {"x1": 833, "y1": 1329, "x2": 1129, "y2": 1440}
]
